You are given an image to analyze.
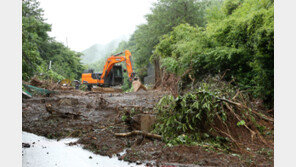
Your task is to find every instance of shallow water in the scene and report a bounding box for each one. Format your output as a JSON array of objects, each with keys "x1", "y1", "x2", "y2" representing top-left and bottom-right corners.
[{"x1": 22, "y1": 132, "x2": 143, "y2": 167}]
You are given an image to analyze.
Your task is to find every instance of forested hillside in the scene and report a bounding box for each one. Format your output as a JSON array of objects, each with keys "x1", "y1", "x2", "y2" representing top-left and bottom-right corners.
[
  {"x1": 115, "y1": 0, "x2": 274, "y2": 106},
  {"x1": 22, "y1": 0, "x2": 85, "y2": 81},
  {"x1": 81, "y1": 44, "x2": 105, "y2": 64},
  {"x1": 81, "y1": 36, "x2": 127, "y2": 65}
]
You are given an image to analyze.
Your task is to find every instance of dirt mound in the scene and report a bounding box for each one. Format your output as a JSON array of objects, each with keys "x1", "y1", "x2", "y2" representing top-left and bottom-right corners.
[
  {"x1": 154, "y1": 71, "x2": 179, "y2": 97},
  {"x1": 29, "y1": 77, "x2": 60, "y2": 90}
]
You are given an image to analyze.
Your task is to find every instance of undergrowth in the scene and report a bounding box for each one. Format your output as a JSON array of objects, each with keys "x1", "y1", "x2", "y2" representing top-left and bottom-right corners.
[{"x1": 152, "y1": 77, "x2": 273, "y2": 153}]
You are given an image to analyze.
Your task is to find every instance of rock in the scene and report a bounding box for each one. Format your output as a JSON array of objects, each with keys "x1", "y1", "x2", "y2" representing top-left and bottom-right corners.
[
  {"x1": 140, "y1": 114, "x2": 156, "y2": 132},
  {"x1": 89, "y1": 156, "x2": 92, "y2": 159},
  {"x1": 146, "y1": 162, "x2": 153, "y2": 166},
  {"x1": 22, "y1": 143, "x2": 30, "y2": 148},
  {"x1": 132, "y1": 80, "x2": 147, "y2": 92},
  {"x1": 45, "y1": 103, "x2": 84, "y2": 119},
  {"x1": 127, "y1": 114, "x2": 157, "y2": 132}
]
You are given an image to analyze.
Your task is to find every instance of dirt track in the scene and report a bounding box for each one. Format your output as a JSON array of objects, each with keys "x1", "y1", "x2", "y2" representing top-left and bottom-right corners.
[{"x1": 22, "y1": 90, "x2": 272, "y2": 166}]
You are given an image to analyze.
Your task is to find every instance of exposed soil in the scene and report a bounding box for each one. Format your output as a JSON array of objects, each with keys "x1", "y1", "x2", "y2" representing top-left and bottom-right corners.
[{"x1": 22, "y1": 89, "x2": 273, "y2": 166}]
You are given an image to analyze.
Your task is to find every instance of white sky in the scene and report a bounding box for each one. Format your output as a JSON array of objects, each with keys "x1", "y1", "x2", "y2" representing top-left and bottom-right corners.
[{"x1": 38, "y1": 0, "x2": 157, "y2": 52}]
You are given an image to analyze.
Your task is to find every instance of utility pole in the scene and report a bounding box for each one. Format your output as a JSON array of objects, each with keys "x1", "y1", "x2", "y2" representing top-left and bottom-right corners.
[{"x1": 48, "y1": 60, "x2": 52, "y2": 70}]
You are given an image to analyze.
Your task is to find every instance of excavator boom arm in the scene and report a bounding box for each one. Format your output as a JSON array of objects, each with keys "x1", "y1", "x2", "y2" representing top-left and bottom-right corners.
[
  {"x1": 100, "y1": 50, "x2": 134, "y2": 81},
  {"x1": 123, "y1": 50, "x2": 135, "y2": 81}
]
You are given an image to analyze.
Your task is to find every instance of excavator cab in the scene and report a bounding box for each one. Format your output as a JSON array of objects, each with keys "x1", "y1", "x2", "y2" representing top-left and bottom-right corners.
[{"x1": 103, "y1": 64, "x2": 123, "y2": 86}]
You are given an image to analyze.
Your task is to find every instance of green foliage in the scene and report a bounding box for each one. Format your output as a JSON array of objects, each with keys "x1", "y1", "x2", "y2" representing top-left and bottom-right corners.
[
  {"x1": 237, "y1": 120, "x2": 246, "y2": 126},
  {"x1": 153, "y1": 82, "x2": 231, "y2": 147},
  {"x1": 154, "y1": 0, "x2": 274, "y2": 106},
  {"x1": 115, "y1": 0, "x2": 211, "y2": 79},
  {"x1": 22, "y1": 0, "x2": 85, "y2": 81},
  {"x1": 121, "y1": 115, "x2": 127, "y2": 122},
  {"x1": 222, "y1": 0, "x2": 243, "y2": 15},
  {"x1": 22, "y1": 0, "x2": 50, "y2": 80},
  {"x1": 152, "y1": 76, "x2": 271, "y2": 150},
  {"x1": 205, "y1": 0, "x2": 225, "y2": 23},
  {"x1": 121, "y1": 72, "x2": 132, "y2": 92}
]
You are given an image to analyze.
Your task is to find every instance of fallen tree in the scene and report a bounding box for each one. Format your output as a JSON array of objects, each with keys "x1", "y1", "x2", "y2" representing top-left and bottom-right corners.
[
  {"x1": 152, "y1": 76, "x2": 274, "y2": 153},
  {"x1": 45, "y1": 103, "x2": 85, "y2": 119}
]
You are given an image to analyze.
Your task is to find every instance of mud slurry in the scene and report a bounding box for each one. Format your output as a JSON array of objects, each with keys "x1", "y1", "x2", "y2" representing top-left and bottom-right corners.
[{"x1": 22, "y1": 90, "x2": 272, "y2": 166}]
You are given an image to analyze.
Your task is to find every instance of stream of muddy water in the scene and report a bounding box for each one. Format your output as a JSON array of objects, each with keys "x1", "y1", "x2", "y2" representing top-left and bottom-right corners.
[{"x1": 22, "y1": 132, "x2": 144, "y2": 167}]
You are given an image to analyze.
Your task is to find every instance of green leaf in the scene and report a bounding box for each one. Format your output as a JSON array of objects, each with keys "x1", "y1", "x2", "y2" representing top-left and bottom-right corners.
[{"x1": 237, "y1": 120, "x2": 246, "y2": 126}]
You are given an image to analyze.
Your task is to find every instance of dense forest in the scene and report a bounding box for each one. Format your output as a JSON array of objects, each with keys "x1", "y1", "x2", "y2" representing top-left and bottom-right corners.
[
  {"x1": 22, "y1": 0, "x2": 85, "y2": 81},
  {"x1": 115, "y1": 0, "x2": 274, "y2": 106},
  {"x1": 22, "y1": 0, "x2": 274, "y2": 106}
]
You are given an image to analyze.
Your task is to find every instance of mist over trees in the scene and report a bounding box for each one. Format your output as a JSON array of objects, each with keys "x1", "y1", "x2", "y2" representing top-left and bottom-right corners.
[{"x1": 81, "y1": 36, "x2": 128, "y2": 65}]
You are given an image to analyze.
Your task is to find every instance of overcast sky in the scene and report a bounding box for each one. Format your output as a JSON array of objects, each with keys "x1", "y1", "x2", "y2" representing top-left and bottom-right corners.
[{"x1": 38, "y1": 0, "x2": 157, "y2": 52}]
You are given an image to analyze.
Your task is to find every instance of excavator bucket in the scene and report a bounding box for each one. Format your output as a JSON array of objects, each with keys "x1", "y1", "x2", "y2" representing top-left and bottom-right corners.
[{"x1": 132, "y1": 80, "x2": 147, "y2": 92}]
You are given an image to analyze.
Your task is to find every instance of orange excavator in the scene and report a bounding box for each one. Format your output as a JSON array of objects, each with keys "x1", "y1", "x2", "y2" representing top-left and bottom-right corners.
[{"x1": 81, "y1": 50, "x2": 136, "y2": 90}]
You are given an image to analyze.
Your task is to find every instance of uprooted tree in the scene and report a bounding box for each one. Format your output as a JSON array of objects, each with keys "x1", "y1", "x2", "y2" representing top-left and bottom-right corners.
[{"x1": 152, "y1": 76, "x2": 273, "y2": 153}]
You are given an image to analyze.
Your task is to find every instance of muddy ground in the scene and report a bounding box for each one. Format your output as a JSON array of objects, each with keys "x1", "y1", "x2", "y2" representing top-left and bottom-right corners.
[{"x1": 22, "y1": 89, "x2": 273, "y2": 166}]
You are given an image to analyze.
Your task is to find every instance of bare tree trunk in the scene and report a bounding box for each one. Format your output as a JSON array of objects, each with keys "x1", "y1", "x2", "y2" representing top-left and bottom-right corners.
[{"x1": 154, "y1": 58, "x2": 162, "y2": 88}]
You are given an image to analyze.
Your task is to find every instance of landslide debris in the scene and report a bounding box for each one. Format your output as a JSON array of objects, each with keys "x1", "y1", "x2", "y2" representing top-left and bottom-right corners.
[{"x1": 152, "y1": 76, "x2": 274, "y2": 165}]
